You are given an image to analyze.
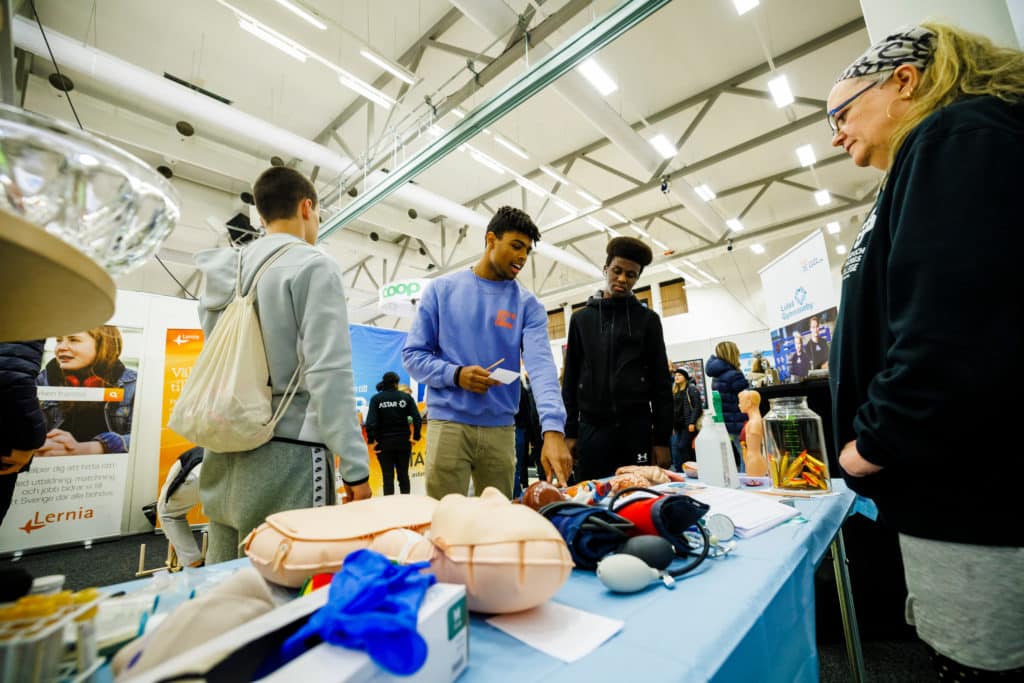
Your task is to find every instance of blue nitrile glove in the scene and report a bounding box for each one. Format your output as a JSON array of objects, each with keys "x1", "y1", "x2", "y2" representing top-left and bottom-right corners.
[{"x1": 279, "y1": 549, "x2": 436, "y2": 675}]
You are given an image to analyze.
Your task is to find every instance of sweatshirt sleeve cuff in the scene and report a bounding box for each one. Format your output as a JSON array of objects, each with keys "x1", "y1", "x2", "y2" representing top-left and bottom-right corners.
[
  {"x1": 855, "y1": 431, "x2": 889, "y2": 468},
  {"x1": 342, "y1": 475, "x2": 370, "y2": 487},
  {"x1": 540, "y1": 419, "x2": 564, "y2": 435}
]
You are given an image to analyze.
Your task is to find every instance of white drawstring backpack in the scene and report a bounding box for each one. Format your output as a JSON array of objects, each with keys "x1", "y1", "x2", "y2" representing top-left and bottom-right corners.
[{"x1": 169, "y1": 243, "x2": 303, "y2": 453}]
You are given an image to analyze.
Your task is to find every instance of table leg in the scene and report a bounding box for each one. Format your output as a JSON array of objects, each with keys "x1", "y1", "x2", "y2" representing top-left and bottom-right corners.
[{"x1": 831, "y1": 529, "x2": 866, "y2": 683}]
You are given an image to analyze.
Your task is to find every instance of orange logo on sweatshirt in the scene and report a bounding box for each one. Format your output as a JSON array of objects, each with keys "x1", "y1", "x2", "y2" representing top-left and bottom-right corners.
[{"x1": 495, "y1": 310, "x2": 516, "y2": 329}]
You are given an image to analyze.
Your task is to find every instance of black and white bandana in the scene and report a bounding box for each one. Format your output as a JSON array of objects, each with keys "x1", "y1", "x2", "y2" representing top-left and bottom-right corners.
[{"x1": 835, "y1": 26, "x2": 936, "y2": 83}]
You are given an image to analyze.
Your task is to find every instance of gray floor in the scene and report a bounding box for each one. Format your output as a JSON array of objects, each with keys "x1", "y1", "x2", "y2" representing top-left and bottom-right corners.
[{"x1": 2, "y1": 531, "x2": 937, "y2": 681}]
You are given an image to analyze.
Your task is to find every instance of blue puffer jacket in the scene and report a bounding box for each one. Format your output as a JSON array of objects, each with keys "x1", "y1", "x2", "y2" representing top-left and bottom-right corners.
[
  {"x1": 0, "y1": 341, "x2": 47, "y2": 456},
  {"x1": 706, "y1": 355, "x2": 749, "y2": 436}
]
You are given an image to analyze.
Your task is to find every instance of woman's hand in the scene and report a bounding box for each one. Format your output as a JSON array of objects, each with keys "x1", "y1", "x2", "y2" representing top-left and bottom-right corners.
[
  {"x1": 36, "y1": 429, "x2": 103, "y2": 456},
  {"x1": 839, "y1": 440, "x2": 883, "y2": 477}
]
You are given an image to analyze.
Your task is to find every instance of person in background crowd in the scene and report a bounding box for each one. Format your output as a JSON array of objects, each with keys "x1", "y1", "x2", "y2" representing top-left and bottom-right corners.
[
  {"x1": 35, "y1": 326, "x2": 136, "y2": 455},
  {"x1": 706, "y1": 341, "x2": 748, "y2": 470},
  {"x1": 196, "y1": 166, "x2": 370, "y2": 563},
  {"x1": 763, "y1": 359, "x2": 780, "y2": 385},
  {"x1": 670, "y1": 367, "x2": 702, "y2": 470},
  {"x1": 1, "y1": 340, "x2": 46, "y2": 525},
  {"x1": 562, "y1": 237, "x2": 673, "y2": 480},
  {"x1": 365, "y1": 371, "x2": 422, "y2": 495},
  {"x1": 788, "y1": 332, "x2": 810, "y2": 381},
  {"x1": 403, "y1": 206, "x2": 572, "y2": 498},
  {"x1": 827, "y1": 23, "x2": 1023, "y2": 679},
  {"x1": 513, "y1": 371, "x2": 543, "y2": 498},
  {"x1": 156, "y1": 447, "x2": 204, "y2": 567},
  {"x1": 806, "y1": 316, "x2": 830, "y2": 370},
  {"x1": 748, "y1": 357, "x2": 768, "y2": 388}
]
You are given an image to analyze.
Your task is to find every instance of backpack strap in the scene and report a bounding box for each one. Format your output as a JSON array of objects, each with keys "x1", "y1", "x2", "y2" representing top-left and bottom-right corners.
[{"x1": 239, "y1": 241, "x2": 303, "y2": 299}]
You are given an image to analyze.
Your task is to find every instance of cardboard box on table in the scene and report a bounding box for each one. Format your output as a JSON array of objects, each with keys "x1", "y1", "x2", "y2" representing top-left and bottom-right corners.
[{"x1": 128, "y1": 582, "x2": 468, "y2": 683}]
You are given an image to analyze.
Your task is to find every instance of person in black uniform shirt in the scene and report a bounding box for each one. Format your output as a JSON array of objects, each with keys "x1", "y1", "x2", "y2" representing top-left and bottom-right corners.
[
  {"x1": 513, "y1": 374, "x2": 543, "y2": 498},
  {"x1": 365, "y1": 372, "x2": 422, "y2": 495},
  {"x1": 805, "y1": 316, "x2": 830, "y2": 370},
  {"x1": 562, "y1": 237, "x2": 673, "y2": 480},
  {"x1": 827, "y1": 24, "x2": 1023, "y2": 678},
  {"x1": 787, "y1": 332, "x2": 810, "y2": 381}
]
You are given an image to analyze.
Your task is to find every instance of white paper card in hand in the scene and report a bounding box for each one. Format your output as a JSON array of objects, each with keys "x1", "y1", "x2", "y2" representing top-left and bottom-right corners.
[
  {"x1": 486, "y1": 601, "x2": 623, "y2": 663},
  {"x1": 489, "y1": 368, "x2": 521, "y2": 384}
]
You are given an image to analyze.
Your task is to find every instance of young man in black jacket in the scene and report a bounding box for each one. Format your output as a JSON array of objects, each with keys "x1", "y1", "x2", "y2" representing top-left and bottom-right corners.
[
  {"x1": 365, "y1": 372, "x2": 422, "y2": 495},
  {"x1": 562, "y1": 237, "x2": 673, "y2": 480}
]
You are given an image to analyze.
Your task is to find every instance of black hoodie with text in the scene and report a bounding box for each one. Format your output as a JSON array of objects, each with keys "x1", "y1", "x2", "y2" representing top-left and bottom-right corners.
[{"x1": 562, "y1": 292, "x2": 673, "y2": 446}]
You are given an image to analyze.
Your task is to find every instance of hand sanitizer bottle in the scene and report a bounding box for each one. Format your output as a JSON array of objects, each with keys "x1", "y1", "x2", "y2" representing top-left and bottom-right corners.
[{"x1": 695, "y1": 391, "x2": 740, "y2": 488}]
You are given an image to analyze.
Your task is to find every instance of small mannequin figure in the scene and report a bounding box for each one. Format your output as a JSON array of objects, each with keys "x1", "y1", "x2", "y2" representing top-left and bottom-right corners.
[{"x1": 738, "y1": 390, "x2": 768, "y2": 477}]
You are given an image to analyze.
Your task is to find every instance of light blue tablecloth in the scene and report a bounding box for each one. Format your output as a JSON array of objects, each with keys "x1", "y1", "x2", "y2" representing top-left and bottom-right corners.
[{"x1": 463, "y1": 481, "x2": 855, "y2": 683}]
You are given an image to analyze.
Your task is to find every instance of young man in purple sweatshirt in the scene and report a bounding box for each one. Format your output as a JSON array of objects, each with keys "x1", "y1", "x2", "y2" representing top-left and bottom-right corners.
[{"x1": 403, "y1": 206, "x2": 572, "y2": 499}]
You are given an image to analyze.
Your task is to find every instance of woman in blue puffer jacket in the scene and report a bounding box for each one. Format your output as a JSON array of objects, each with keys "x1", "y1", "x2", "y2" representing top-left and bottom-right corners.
[{"x1": 706, "y1": 341, "x2": 749, "y2": 470}]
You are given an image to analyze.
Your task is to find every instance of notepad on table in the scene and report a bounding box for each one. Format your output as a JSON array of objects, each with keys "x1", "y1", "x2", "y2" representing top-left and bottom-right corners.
[{"x1": 684, "y1": 486, "x2": 800, "y2": 537}]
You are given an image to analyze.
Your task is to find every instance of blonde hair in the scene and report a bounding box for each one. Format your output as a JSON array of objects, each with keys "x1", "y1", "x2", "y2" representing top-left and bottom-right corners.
[
  {"x1": 887, "y1": 22, "x2": 1024, "y2": 165},
  {"x1": 715, "y1": 341, "x2": 741, "y2": 370}
]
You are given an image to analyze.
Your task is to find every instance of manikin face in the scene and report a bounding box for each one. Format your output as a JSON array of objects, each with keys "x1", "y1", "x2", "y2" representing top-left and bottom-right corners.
[
  {"x1": 485, "y1": 230, "x2": 533, "y2": 280},
  {"x1": 604, "y1": 256, "x2": 642, "y2": 298},
  {"x1": 55, "y1": 332, "x2": 98, "y2": 372}
]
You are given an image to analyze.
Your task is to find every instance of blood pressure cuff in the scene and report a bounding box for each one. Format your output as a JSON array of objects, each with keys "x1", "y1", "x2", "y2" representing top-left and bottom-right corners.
[
  {"x1": 611, "y1": 492, "x2": 710, "y2": 555},
  {"x1": 537, "y1": 502, "x2": 634, "y2": 570}
]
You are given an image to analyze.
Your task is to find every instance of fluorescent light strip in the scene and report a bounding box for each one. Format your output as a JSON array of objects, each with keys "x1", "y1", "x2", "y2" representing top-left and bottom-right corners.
[
  {"x1": 273, "y1": 0, "x2": 326, "y2": 30},
  {"x1": 768, "y1": 75, "x2": 795, "y2": 108},
  {"x1": 238, "y1": 19, "x2": 308, "y2": 62},
  {"x1": 552, "y1": 197, "x2": 578, "y2": 214},
  {"x1": 576, "y1": 189, "x2": 600, "y2": 205},
  {"x1": 826, "y1": 221, "x2": 841, "y2": 234},
  {"x1": 796, "y1": 144, "x2": 816, "y2": 167},
  {"x1": 648, "y1": 134, "x2": 677, "y2": 160},
  {"x1": 751, "y1": 243, "x2": 765, "y2": 254},
  {"x1": 607, "y1": 228, "x2": 623, "y2": 237},
  {"x1": 427, "y1": 124, "x2": 445, "y2": 138},
  {"x1": 726, "y1": 218, "x2": 744, "y2": 232},
  {"x1": 494, "y1": 135, "x2": 529, "y2": 160},
  {"x1": 470, "y1": 151, "x2": 506, "y2": 175},
  {"x1": 539, "y1": 165, "x2": 571, "y2": 186},
  {"x1": 585, "y1": 216, "x2": 609, "y2": 231},
  {"x1": 814, "y1": 190, "x2": 832, "y2": 206},
  {"x1": 629, "y1": 224, "x2": 650, "y2": 237},
  {"x1": 733, "y1": 0, "x2": 759, "y2": 15},
  {"x1": 685, "y1": 259, "x2": 719, "y2": 284},
  {"x1": 652, "y1": 238, "x2": 669, "y2": 250},
  {"x1": 339, "y1": 74, "x2": 394, "y2": 109},
  {"x1": 694, "y1": 184, "x2": 716, "y2": 201},
  {"x1": 360, "y1": 48, "x2": 418, "y2": 86},
  {"x1": 667, "y1": 264, "x2": 703, "y2": 287},
  {"x1": 836, "y1": 244, "x2": 847, "y2": 255},
  {"x1": 605, "y1": 209, "x2": 627, "y2": 223},
  {"x1": 514, "y1": 175, "x2": 547, "y2": 197},
  {"x1": 450, "y1": 108, "x2": 465, "y2": 119},
  {"x1": 578, "y1": 58, "x2": 617, "y2": 96}
]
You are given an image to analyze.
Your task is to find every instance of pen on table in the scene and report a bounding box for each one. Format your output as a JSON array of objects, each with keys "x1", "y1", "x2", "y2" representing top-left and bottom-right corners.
[{"x1": 484, "y1": 358, "x2": 505, "y2": 372}]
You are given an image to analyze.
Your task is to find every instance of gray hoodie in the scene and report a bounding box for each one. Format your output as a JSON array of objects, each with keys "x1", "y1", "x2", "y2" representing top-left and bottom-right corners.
[{"x1": 195, "y1": 233, "x2": 369, "y2": 484}]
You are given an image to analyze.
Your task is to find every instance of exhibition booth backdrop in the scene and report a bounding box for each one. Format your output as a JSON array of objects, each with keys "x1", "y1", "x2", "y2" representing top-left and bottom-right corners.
[{"x1": 0, "y1": 290, "x2": 424, "y2": 554}]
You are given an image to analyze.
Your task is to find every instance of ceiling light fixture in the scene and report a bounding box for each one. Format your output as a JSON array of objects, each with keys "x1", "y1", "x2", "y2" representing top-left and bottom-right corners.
[
  {"x1": 360, "y1": 48, "x2": 418, "y2": 86},
  {"x1": 726, "y1": 218, "x2": 744, "y2": 232},
  {"x1": 607, "y1": 228, "x2": 623, "y2": 237},
  {"x1": 576, "y1": 189, "x2": 600, "y2": 205},
  {"x1": 628, "y1": 224, "x2": 650, "y2": 237},
  {"x1": 767, "y1": 74, "x2": 795, "y2": 108},
  {"x1": 470, "y1": 150, "x2": 506, "y2": 175},
  {"x1": 667, "y1": 264, "x2": 703, "y2": 287},
  {"x1": 648, "y1": 133, "x2": 677, "y2": 160},
  {"x1": 338, "y1": 73, "x2": 395, "y2": 109},
  {"x1": 796, "y1": 144, "x2": 816, "y2": 167},
  {"x1": 552, "y1": 197, "x2": 578, "y2": 214},
  {"x1": 814, "y1": 190, "x2": 832, "y2": 206},
  {"x1": 751, "y1": 243, "x2": 765, "y2": 254},
  {"x1": 450, "y1": 108, "x2": 465, "y2": 119},
  {"x1": 652, "y1": 238, "x2": 670, "y2": 250},
  {"x1": 514, "y1": 175, "x2": 547, "y2": 197},
  {"x1": 585, "y1": 216, "x2": 609, "y2": 232},
  {"x1": 694, "y1": 184, "x2": 716, "y2": 201},
  {"x1": 826, "y1": 221, "x2": 841, "y2": 234},
  {"x1": 273, "y1": 0, "x2": 326, "y2": 30},
  {"x1": 578, "y1": 59, "x2": 617, "y2": 96},
  {"x1": 539, "y1": 165, "x2": 571, "y2": 186},
  {"x1": 733, "y1": 0, "x2": 759, "y2": 16},
  {"x1": 836, "y1": 244, "x2": 847, "y2": 255},
  {"x1": 427, "y1": 124, "x2": 445, "y2": 138},
  {"x1": 684, "y1": 259, "x2": 719, "y2": 284},
  {"x1": 494, "y1": 135, "x2": 529, "y2": 160},
  {"x1": 238, "y1": 19, "x2": 307, "y2": 62},
  {"x1": 605, "y1": 209, "x2": 626, "y2": 223}
]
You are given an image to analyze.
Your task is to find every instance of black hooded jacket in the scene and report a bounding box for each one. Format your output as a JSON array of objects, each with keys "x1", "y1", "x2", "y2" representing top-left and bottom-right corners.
[
  {"x1": 0, "y1": 340, "x2": 46, "y2": 456},
  {"x1": 562, "y1": 292, "x2": 673, "y2": 446}
]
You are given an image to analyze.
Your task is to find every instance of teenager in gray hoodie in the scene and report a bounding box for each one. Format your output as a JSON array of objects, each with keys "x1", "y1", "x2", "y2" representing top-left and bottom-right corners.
[{"x1": 195, "y1": 167, "x2": 369, "y2": 563}]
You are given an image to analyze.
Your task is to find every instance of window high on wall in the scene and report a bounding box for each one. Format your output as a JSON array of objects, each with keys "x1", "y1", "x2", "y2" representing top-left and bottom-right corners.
[
  {"x1": 547, "y1": 309, "x2": 566, "y2": 340},
  {"x1": 660, "y1": 278, "x2": 689, "y2": 317}
]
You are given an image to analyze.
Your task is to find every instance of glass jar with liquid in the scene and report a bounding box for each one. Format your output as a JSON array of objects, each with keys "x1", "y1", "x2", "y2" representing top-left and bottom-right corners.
[{"x1": 763, "y1": 396, "x2": 831, "y2": 491}]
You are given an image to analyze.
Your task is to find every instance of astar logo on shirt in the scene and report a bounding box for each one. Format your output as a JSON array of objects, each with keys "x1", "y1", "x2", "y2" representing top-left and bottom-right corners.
[
  {"x1": 19, "y1": 507, "x2": 95, "y2": 534},
  {"x1": 495, "y1": 310, "x2": 516, "y2": 329}
]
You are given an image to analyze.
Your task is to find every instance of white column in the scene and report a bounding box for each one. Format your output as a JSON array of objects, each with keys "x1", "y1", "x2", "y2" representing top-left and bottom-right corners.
[
  {"x1": 649, "y1": 280, "x2": 664, "y2": 317},
  {"x1": 859, "y1": 0, "x2": 1021, "y2": 48}
]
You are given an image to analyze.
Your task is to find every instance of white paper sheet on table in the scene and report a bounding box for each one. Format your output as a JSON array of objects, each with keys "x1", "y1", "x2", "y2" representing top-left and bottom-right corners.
[
  {"x1": 682, "y1": 486, "x2": 800, "y2": 537},
  {"x1": 488, "y1": 368, "x2": 520, "y2": 384},
  {"x1": 485, "y1": 601, "x2": 623, "y2": 663}
]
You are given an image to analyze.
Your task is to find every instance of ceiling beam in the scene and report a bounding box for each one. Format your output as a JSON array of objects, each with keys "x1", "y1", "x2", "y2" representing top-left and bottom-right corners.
[
  {"x1": 725, "y1": 86, "x2": 827, "y2": 110},
  {"x1": 463, "y1": 18, "x2": 865, "y2": 207},
  {"x1": 777, "y1": 178, "x2": 858, "y2": 204},
  {"x1": 426, "y1": 38, "x2": 494, "y2": 64},
  {"x1": 573, "y1": 154, "x2": 644, "y2": 186}
]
